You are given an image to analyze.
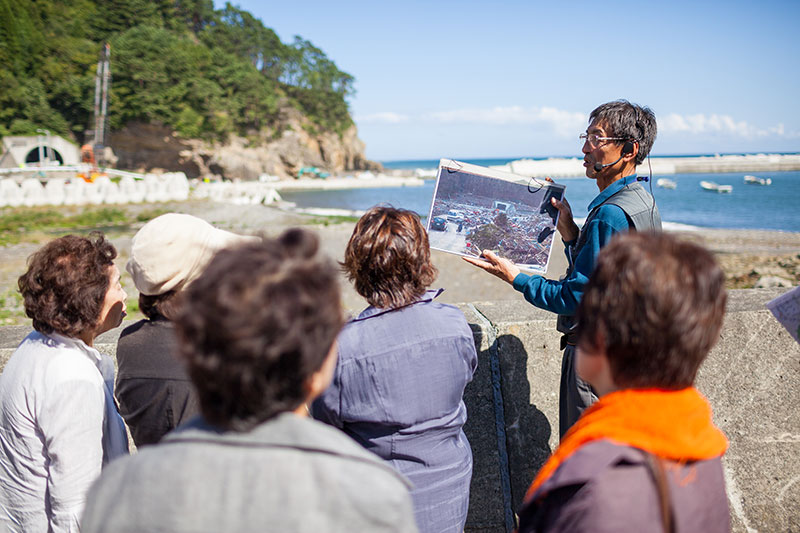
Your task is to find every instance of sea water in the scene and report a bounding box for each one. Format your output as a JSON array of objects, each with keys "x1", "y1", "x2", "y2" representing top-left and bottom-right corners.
[{"x1": 281, "y1": 164, "x2": 800, "y2": 233}]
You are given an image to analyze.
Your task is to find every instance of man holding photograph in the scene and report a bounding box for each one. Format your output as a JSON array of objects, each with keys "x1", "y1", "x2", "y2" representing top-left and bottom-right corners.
[{"x1": 464, "y1": 99, "x2": 661, "y2": 437}]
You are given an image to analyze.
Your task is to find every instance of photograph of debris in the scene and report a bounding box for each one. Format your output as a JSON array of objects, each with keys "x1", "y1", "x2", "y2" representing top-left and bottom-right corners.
[{"x1": 426, "y1": 159, "x2": 565, "y2": 273}]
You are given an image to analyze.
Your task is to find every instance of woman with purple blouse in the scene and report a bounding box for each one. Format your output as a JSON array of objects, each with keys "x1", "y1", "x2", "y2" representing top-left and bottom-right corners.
[{"x1": 313, "y1": 206, "x2": 478, "y2": 533}]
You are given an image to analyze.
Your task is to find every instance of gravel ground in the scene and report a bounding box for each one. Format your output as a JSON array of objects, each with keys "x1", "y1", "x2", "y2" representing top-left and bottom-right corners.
[{"x1": 1, "y1": 200, "x2": 798, "y2": 325}]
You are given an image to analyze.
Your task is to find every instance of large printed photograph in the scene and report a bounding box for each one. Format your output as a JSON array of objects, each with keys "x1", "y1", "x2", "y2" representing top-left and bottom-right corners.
[{"x1": 426, "y1": 160, "x2": 565, "y2": 273}]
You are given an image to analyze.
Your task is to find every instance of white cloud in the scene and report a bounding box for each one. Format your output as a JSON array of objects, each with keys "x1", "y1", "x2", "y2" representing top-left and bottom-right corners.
[
  {"x1": 355, "y1": 112, "x2": 410, "y2": 124},
  {"x1": 425, "y1": 106, "x2": 586, "y2": 137},
  {"x1": 659, "y1": 112, "x2": 796, "y2": 138},
  {"x1": 358, "y1": 105, "x2": 587, "y2": 137},
  {"x1": 359, "y1": 107, "x2": 799, "y2": 145}
]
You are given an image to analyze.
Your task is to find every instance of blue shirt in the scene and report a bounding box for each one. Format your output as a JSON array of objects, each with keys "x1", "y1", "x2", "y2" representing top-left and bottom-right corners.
[
  {"x1": 312, "y1": 289, "x2": 477, "y2": 533},
  {"x1": 511, "y1": 175, "x2": 639, "y2": 315}
]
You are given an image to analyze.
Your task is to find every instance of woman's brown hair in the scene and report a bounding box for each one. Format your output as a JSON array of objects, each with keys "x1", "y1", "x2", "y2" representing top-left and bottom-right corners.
[
  {"x1": 343, "y1": 206, "x2": 437, "y2": 309},
  {"x1": 18, "y1": 232, "x2": 117, "y2": 338}
]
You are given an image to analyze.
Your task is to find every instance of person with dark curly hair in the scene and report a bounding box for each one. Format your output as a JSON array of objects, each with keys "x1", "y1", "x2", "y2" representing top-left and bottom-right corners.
[
  {"x1": 313, "y1": 206, "x2": 478, "y2": 533},
  {"x1": 0, "y1": 232, "x2": 129, "y2": 533},
  {"x1": 116, "y1": 213, "x2": 257, "y2": 447},
  {"x1": 518, "y1": 232, "x2": 729, "y2": 533},
  {"x1": 81, "y1": 229, "x2": 418, "y2": 533}
]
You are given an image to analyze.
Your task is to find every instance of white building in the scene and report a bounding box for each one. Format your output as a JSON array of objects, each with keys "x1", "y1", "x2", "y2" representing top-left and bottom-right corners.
[{"x1": 0, "y1": 135, "x2": 81, "y2": 168}]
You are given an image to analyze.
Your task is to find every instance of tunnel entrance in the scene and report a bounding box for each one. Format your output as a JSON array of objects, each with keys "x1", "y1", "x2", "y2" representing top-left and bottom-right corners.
[{"x1": 25, "y1": 147, "x2": 65, "y2": 165}]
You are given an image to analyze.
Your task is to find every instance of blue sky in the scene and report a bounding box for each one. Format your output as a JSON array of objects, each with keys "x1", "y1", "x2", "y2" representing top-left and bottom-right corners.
[{"x1": 219, "y1": 0, "x2": 800, "y2": 162}]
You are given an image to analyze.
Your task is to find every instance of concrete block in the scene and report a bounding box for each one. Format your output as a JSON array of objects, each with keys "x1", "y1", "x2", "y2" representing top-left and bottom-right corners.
[
  {"x1": 103, "y1": 181, "x2": 125, "y2": 204},
  {"x1": 165, "y1": 172, "x2": 190, "y2": 201},
  {"x1": 457, "y1": 304, "x2": 510, "y2": 533},
  {"x1": 0, "y1": 179, "x2": 23, "y2": 207},
  {"x1": 20, "y1": 178, "x2": 45, "y2": 207},
  {"x1": 190, "y1": 182, "x2": 211, "y2": 199},
  {"x1": 44, "y1": 178, "x2": 66, "y2": 206},
  {"x1": 264, "y1": 188, "x2": 281, "y2": 205},
  {"x1": 85, "y1": 177, "x2": 107, "y2": 205},
  {"x1": 144, "y1": 174, "x2": 169, "y2": 203},
  {"x1": 472, "y1": 300, "x2": 561, "y2": 513},
  {"x1": 63, "y1": 179, "x2": 87, "y2": 206},
  {"x1": 119, "y1": 176, "x2": 146, "y2": 203},
  {"x1": 208, "y1": 182, "x2": 231, "y2": 203},
  {"x1": 697, "y1": 289, "x2": 800, "y2": 532}
]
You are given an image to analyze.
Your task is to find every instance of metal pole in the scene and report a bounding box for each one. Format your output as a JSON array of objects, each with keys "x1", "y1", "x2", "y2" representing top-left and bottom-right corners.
[{"x1": 36, "y1": 129, "x2": 44, "y2": 166}]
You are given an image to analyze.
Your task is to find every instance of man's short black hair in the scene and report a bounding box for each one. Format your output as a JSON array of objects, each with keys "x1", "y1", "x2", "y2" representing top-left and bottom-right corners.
[{"x1": 590, "y1": 100, "x2": 657, "y2": 164}]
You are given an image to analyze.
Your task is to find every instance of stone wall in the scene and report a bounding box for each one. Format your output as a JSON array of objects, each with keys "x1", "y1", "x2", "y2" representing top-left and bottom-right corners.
[
  {"x1": 456, "y1": 288, "x2": 799, "y2": 532},
  {"x1": 1, "y1": 288, "x2": 797, "y2": 531}
]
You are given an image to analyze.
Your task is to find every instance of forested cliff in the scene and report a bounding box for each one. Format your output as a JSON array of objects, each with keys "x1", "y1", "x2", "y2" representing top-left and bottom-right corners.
[{"x1": 0, "y1": 0, "x2": 379, "y2": 178}]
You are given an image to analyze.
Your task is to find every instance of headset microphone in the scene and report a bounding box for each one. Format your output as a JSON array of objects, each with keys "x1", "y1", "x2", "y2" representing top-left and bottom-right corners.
[
  {"x1": 593, "y1": 155, "x2": 624, "y2": 172},
  {"x1": 592, "y1": 140, "x2": 635, "y2": 172}
]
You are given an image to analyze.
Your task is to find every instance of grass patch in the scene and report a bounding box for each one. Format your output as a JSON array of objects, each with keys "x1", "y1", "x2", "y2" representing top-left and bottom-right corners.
[
  {"x1": 0, "y1": 206, "x2": 140, "y2": 246},
  {"x1": 135, "y1": 208, "x2": 170, "y2": 223},
  {"x1": 305, "y1": 215, "x2": 360, "y2": 226},
  {"x1": 0, "y1": 288, "x2": 24, "y2": 326}
]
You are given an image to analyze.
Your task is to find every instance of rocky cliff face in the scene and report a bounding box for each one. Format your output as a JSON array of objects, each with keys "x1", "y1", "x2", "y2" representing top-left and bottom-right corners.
[{"x1": 109, "y1": 104, "x2": 381, "y2": 180}]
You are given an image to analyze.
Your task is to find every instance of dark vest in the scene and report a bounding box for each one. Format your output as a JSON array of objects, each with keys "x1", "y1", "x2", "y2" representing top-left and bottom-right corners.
[{"x1": 556, "y1": 181, "x2": 661, "y2": 336}]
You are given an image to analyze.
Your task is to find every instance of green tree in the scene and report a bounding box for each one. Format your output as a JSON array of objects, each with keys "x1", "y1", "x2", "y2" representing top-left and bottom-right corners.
[
  {"x1": 157, "y1": 0, "x2": 215, "y2": 34},
  {"x1": 0, "y1": 73, "x2": 69, "y2": 136},
  {"x1": 200, "y1": 3, "x2": 285, "y2": 77},
  {"x1": 0, "y1": 0, "x2": 47, "y2": 74},
  {"x1": 283, "y1": 37, "x2": 354, "y2": 96},
  {"x1": 0, "y1": 0, "x2": 356, "y2": 144},
  {"x1": 91, "y1": 0, "x2": 161, "y2": 41}
]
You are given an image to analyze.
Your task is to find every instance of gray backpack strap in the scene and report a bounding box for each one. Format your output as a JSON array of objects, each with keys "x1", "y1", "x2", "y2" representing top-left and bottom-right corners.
[{"x1": 604, "y1": 181, "x2": 662, "y2": 231}]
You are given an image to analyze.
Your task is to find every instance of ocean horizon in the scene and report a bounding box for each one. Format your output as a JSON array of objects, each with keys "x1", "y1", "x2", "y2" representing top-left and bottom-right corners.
[
  {"x1": 380, "y1": 151, "x2": 800, "y2": 170},
  {"x1": 281, "y1": 168, "x2": 800, "y2": 233}
]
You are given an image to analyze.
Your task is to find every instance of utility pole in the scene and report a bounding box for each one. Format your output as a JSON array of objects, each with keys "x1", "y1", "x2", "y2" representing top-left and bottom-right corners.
[{"x1": 93, "y1": 43, "x2": 111, "y2": 168}]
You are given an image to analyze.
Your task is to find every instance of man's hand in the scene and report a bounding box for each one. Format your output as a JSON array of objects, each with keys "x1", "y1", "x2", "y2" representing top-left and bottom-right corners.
[
  {"x1": 462, "y1": 250, "x2": 521, "y2": 285},
  {"x1": 546, "y1": 177, "x2": 579, "y2": 242}
]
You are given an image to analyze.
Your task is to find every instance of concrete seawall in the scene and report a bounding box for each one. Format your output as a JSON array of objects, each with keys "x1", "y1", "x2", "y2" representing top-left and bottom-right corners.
[
  {"x1": 501, "y1": 153, "x2": 800, "y2": 177},
  {"x1": 1, "y1": 288, "x2": 797, "y2": 531}
]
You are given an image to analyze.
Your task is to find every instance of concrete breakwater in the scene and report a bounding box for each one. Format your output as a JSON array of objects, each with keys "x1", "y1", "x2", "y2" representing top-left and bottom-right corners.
[
  {"x1": 189, "y1": 174, "x2": 425, "y2": 206},
  {"x1": 0, "y1": 172, "x2": 424, "y2": 208},
  {"x1": 0, "y1": 288, "x2": 797, "y2": 532},
  {"x1": 0, "y1": 173, "x2": 190, "y2": 208},
  {"x1": 498, "y1": 153, "x2": 800, "y2": 178}
]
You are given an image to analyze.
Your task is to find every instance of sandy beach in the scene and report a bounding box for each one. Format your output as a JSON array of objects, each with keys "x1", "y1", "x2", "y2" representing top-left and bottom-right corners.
[{"x1": 1, "y1": 200, "x2": 797, "y2": 326}]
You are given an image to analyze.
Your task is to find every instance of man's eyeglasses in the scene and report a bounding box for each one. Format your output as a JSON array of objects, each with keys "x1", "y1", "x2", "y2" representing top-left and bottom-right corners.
[{"x1": 579, "y1": 133, "x2": 625, "y2": 147}]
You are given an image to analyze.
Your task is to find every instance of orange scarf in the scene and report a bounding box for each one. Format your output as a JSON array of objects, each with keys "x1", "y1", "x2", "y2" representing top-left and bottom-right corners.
[{"x1": 525, "y1": 387, "x2": 728, "y2": 502}]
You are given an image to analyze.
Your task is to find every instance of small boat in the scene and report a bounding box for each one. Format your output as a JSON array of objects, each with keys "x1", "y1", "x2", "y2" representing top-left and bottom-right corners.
[
  {"x1": 656, "y1": 178, "x2": 677, "y2": 189},
  {"x1": 700, "y1": 181, "x2": 733, "y2": 193},
  {"x1": 744, "y1": 175, "x2": 772, "y2": 186}
]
